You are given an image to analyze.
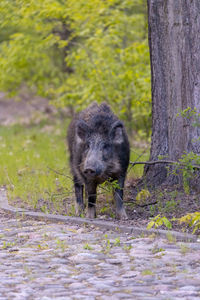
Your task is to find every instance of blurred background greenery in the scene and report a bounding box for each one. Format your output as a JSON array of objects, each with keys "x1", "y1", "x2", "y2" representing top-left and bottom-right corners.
[{"x1": 0, "y1": 0, "x2": 151, "y2": 137}]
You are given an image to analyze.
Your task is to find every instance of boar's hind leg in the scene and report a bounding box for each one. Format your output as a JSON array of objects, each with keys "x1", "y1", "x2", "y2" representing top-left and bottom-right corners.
[
  {"x1": 74, "y1": 177, "x2": 84, "y2": 216},
  {"x1": 86, "y1": 183, "x2": 97, "y2": 219},
  {"x1": 114, "y1": 176, "x2": 128, "y2": 220}
]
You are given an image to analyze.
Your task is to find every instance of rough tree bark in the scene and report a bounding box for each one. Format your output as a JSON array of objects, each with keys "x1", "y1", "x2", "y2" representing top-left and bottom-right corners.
[{"x1": 144, "y1": 0, "x2": 200, "y2": 186}]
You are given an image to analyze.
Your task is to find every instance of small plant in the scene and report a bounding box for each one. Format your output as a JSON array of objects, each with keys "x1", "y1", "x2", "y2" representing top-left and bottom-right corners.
[
  {"x1": 100, "y1": 179, "x2": 121, "y2": 193},
  {"x1": 123, "y1": 244, "x2": 132, "y2": 251},
  {"x1": 164, "y1": 199, "x2": 178, "y2": 213},
  {"x1": 37, "y1": 243, "x2": 49, "y2": 250},
  {"x1": 141, "y1": 269, "x2": 154, "y2": 276},
  {"x1": 179, "y1": 244, "x2": 191, "y2": 255},
  {"x1": 56, "y1": 239, "x2": 68, "y2": 252},
  {"x1": 172, "y1": 152, "x2": 200, "y2": 194},
  {"x1": 69, "y1": 205, "x2": 76, "y2": 216},
  {"x1": 101, "y1": 234, "x2": 111, "y2": 253},
  {"x1": 100, "y1": 206, "x2": 109, "y2": 214},
  {"x1": 166, "y1": 232, "x2": 176, "y2": 243},
  {"x1": 40, "y1": 205, "x2": 49, "y2": 214},
  {"x1": 173, "y1": 107, "x2": 200, "y2": 194},
  {"x1": 83, "y1": 243, "x2": 93, "y2": 250},
  {"x1": 176, "y1": 212, "x2": 200, "y2": 234},
  {"x1": 147, "y1": 214, "x2": 172, "y2": 230},
  {"x1": 151, "y1": 244, "x2": 165, "y2": 255},
  {"x1": 136, "y1": 189, "x2": 151, "y2": 204},
  {"x1": 177, "y1": 107, "x2": 200, "y2": 127},
  {"x1": 113, "y1": 237, "x2": 121, "y2": 247},
  {"x1": 2, "y1": 241, "x2": 15, "y2": 249}
]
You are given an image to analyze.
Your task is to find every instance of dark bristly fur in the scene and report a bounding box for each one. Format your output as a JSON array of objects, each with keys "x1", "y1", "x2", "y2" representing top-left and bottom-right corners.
[{"x1": 67, "y1": 102, "x2": 130, "y2": 219}]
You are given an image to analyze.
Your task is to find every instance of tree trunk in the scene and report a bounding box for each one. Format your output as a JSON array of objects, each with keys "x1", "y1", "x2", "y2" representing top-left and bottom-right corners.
[{"x1": 145, "y1": 0, "x2": 200, "y2": 186}]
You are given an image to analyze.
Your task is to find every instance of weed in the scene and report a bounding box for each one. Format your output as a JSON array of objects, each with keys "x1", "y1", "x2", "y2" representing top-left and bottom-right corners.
[
  {"x1": 129, "y1": 236, "x2": 136, "y2": 240},
  {"x1": 136, "y1": 189, "x2": 151, "y2": 205},
  {"x1": 123, "y1": 244, "x2": 132, "y2": 251},
  {"x1": 151, "y1": 244, "x2": 165, "y2": 255},
  {"x1": 2, "y1": 241, "x2": 15, "y2": 249},
  {"x1": 166, "y1": 232, "x2": 176, "y2": 244},
  {"x1": 179, "y1": 244, "x2": 191, "y2": 255},
  {"x1": 147, "y1": 214, "x2": 172, "y2": 230},
  {"x1": 176, "y1": 212, "x2": 200, "y2": 234},
  {"x1": 172, "y1": 108, "x2": 200, "y2": 194},
  {"x1": 37, "y1": 243, "x2": 49, "y2": 250},
  {"x1": 68, "y1": 205, "x2": 76, "y2": 217},
  {"x1": 101, "y1": 234, "x2": 111, "y2": 253},
  {"x1": 113, "y1": 237, "x2": 121, "y2": 247},
  {"x1": 56, "y1": 239, "x2": 68, "y2": 252},
  {"x1": 23, "y1": 265, "x2": 32, "y2": 276},
  {"x1": 141, "y1": 269, "x2": 154, "y2": 276},
  {"x1": 83, "y1": 243, "x2": 93, "y2": 250}
]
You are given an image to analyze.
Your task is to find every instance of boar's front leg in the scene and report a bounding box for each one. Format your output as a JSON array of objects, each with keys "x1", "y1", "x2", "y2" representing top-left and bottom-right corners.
[
  {"x1": 113, "y1": 176, "x2": 128, "y2": 220},
  {"x1": 74, "y1": 176, "x2": 84, "y2": 216},
  {"x1": 86, "y1": 183, "x2": 97, "y2": 219}
]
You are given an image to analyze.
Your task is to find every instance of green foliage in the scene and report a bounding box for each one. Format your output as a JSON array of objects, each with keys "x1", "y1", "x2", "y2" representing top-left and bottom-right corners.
[
  {"x1": 113, "y1": 237, "x2": 121, "y2": 246},
  {"x1": 177, "y1": 107, "x2": 200, "y2": 128},
  {"x1": 56, "y1": 239, "x2": 69, "y2": 252},
  {"x1": 173, "y1": 108, "x2": 200, "y2": 194},
  {"x1": 147, "y1": 211, "x2": 200, "y2": 235},
  {"x1": 141, "y1": 269, "x2": 154, "y2": 276},
  {"x1": 148, "y1": 190, "x2": 180, "y2": 217},
  {"x1": 83, "y1": 243, "x2": 93, "y2": 250},
  {"x1": 102, "y1": 234, "x2": 111, "y2": 253},
  {"x1": 172, "y1": 152, "x2": 200, "y2": 194},
  {"x1": 147, "y1": 214, "x2": 172, "y2": 230},
  {"x1": 172, "y1": 107, "x2": 200, "y2": 233},
  {"x1": 176, "y1": 212, "x2": 200, "y2": 234},
  {"x1": 136, "y1": 188, "x2": 150, "y2": 204},
  {"x1": 0, "y1": 0, "x2": 151, "y2": 136},
  {"x1": 151, "y1": 244, "x2": 165, "y2": 255},
  {"x1": 100, "y1": 179, "x2": 120, "y2": 193}
]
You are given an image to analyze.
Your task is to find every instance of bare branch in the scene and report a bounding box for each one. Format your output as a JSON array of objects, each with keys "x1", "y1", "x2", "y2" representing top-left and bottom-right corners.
[{"x1": 130, "y1": 160, "x2": 200, "y2": 169}]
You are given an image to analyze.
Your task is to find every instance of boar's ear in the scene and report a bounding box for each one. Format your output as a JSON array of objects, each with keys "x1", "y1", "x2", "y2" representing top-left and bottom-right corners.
[
  {"x1": 110, "y1": 121, "x2": 124, "y2": 144},
  {"x1": 76, "y1": 120, "x2": 90, "y2": 142}
]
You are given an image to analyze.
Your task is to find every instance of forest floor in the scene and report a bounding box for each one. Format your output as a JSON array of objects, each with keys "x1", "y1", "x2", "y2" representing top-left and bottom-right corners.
[
  {"x1": 0, "y1": 94, "x2": 199, "y2": 236},
  {"x1": 11, "y1": 180, "x2": 200, "y2": 235}
]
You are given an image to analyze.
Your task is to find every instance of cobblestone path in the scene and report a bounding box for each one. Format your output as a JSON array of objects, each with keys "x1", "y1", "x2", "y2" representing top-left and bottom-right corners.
[{"x1": 0, "y1": 209, "x2": 200, "y2": 300}]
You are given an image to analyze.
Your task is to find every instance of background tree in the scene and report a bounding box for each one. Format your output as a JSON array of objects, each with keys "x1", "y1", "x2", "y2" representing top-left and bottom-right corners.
[
  {"x1": 0, "y1": 0, "x2": 151, "y2": 137},
  {"x1": 145, "y1": 0, "x2": 200, "y2": 186}
]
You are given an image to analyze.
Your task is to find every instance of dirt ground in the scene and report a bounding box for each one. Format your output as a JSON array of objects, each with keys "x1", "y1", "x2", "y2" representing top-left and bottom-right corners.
[
  {"x1": 10, "y1": 177, "x2": 200, "y2": 235},
  {"x1": 1, "y1": 94, "x2": 199, "y2": 235},
  {"x1": 0, "y1": 91, "x2": 61, "y2": 125}
]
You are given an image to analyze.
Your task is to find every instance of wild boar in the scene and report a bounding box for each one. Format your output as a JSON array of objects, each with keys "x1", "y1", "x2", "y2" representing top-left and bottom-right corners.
[{"x1": 67, "y1": 102, "x2": 130, "y2": 219}]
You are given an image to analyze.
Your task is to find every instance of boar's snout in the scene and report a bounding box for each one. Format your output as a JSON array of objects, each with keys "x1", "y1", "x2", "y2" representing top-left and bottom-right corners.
[
  {"x1": 83, "y1": 162, "x2": 104, "y2": 178},
  {"x1": 83, "y1": 167, "x2": 96, "y2": 176}
]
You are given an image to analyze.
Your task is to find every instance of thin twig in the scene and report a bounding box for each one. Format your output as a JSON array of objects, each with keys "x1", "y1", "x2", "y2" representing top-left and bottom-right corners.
[
  {"x1": 137, "y1": 201, "x2": 158, "y2": 208},
  {"x1": 47, "y1": 167, "x2": 73, "y2": 180},
  {"x1": 130, "y1": 160, "x2": 200, "y2": 169},
  {"x1": 128, "y1": 147, "x2": 149, "y2": 174},
  {"x1": 124, "y1": 200, "x2": 158, "y2": 207}
]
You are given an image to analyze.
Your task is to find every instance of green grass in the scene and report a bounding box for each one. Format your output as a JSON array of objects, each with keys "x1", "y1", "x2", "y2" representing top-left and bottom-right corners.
[
  {"x1": 0, "y1": 121, "x2": 72, "y2": 210},
  {"x1": 128, "y1": 146, "x2": 149, "y2": 179},
  {"x1": 0, "y1": 121, "x2": 149, "y2": 212}
]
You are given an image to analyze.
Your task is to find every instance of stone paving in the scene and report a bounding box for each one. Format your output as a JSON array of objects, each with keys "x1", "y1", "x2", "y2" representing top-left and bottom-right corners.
[{"x1": 0, "y1": 209, "x2": 200, "y2": 300}]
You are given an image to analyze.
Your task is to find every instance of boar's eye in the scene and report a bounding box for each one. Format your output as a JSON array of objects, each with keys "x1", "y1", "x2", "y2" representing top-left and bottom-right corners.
[
  {"x1": 102, "y1": 144, "x2": 111, "y2": 158},
  {"x1": 84, "y1": 142, "x2": 90, "y2": 151}
]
